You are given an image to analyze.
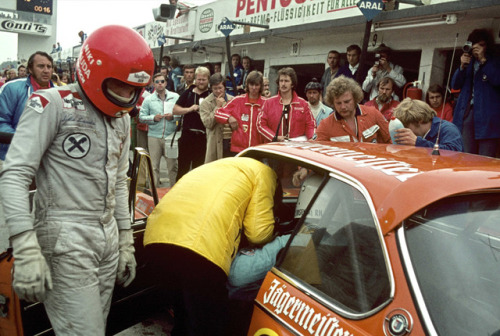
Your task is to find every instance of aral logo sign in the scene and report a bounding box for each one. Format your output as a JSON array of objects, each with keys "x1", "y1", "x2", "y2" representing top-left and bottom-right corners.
[
  {"x1": 218, "y1": 17, "x2": 235, "y2": 37},
  {"x1": 199, "y1": 8, "x2": 214, "y2": 33},
  {"x1": 357, "y1": 0, "x2": 384, "y2": 21}
]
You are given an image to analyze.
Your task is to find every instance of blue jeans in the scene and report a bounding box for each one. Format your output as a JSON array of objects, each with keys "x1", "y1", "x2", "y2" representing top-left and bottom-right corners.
[{"x1": 461, "y1": 107, "x2": 500, "y2": 157}]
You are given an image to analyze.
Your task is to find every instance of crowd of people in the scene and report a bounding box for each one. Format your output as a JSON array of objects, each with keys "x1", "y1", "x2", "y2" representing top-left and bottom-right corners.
[
  {"x1": 135, "y1": 28, "x2": 499, "y2": 190},
  {"x1": 0, "y1": 25, "x2": 498, "y2": 336}
]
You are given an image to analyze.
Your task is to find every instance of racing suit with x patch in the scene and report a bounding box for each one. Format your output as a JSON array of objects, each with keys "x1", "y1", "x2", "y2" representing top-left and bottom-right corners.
[{"x1": 0, "y1": 83, "x2": 130, "y2": 335}]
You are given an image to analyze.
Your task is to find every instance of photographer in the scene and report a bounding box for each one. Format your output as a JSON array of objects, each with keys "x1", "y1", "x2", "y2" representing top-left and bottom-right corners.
[
  {"x1": 362, "y1": 44, "x2": 406, "y2": 100},
  {"x1": 451, "y1": 28, "x2": 500, "y2": 157}
]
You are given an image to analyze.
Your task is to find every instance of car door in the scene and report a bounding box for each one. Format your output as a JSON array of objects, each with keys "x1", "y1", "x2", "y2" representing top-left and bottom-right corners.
[{"x1": 249, "y1": 172, "x2": 393, "y2": 335}]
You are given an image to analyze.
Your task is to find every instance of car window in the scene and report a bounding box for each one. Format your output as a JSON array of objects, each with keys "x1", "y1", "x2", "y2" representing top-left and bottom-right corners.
[
  {"x1": 403, "y1": 193, "x2": 500, "y2": 335},
  {"x1": 278, "y1": 176, "x2": 391, "y2": 315},
  {"x1": 130, "y1": 150, "x2": 157, "y2": 221}
]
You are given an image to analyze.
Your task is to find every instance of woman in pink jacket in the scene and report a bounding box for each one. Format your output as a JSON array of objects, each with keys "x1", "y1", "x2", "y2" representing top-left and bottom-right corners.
[{"x1": 215, "y1": 70, "x2": 266, "y2": 154}]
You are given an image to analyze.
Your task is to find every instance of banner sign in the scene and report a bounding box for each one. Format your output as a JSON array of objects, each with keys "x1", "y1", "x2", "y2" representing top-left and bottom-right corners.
[{"x1": 0, "y1": 18, "x2": 52, "y2": 36}]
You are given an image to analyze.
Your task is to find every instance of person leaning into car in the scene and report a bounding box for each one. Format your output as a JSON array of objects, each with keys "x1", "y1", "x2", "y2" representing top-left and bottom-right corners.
[{"x1": 144, "y1": 157, "x2": 277, "y2": 336}]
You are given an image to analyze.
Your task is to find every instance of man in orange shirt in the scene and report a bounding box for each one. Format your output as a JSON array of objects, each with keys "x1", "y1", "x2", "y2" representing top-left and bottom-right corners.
[{"x1": 316, "y1": 76, "x2": 390, "y2": 143}]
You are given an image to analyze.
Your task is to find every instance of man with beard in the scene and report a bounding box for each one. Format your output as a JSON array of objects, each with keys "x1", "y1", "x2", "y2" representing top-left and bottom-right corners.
[
  {"x1": 173, "y1": 66, "x2": 211, "y2": 181},
  {"x1": 364, "y1": 77, "x2": 399, "y2": 121}
]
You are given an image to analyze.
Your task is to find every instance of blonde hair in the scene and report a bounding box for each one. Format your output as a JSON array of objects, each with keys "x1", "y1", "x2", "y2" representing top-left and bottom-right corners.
[
  {"x1": 195, "y1": 66, "x2": 210, "y2": 78},
  {"x1": 325, "y1": 75, "x2": 364, "y2": 107},
  {"x1": 393, "y1": 98, "x2": 436, "y2": 127}
]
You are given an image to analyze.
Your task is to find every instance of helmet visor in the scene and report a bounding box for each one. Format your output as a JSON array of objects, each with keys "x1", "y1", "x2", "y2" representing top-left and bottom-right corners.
[{"x1": 102, "y1": 78, "x2": 142, "y2": 109}]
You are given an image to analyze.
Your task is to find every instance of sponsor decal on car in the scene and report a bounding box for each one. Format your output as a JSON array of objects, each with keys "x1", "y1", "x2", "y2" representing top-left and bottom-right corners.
[
  {"x1": 284, "y1": 142, "x2": 422, "y2": 182},
  {"x1": 262, "y1": 279, "x2": 354, "y2": 336}
]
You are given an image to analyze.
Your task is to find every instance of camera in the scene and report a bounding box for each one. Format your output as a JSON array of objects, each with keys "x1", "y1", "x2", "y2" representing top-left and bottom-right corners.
[{"x1": 463, "y1": 41, "x2": 473, "y2": 54}]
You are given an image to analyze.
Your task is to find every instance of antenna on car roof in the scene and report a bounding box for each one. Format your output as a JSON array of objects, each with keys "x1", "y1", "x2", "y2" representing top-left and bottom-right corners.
[{"x1": 432, "y1": 33, "x2": 460, "y2": 156}]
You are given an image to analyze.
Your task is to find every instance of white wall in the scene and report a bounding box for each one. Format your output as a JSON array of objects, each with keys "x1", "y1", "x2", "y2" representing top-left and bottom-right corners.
[{"x1": 1, "y1": 0, "x2": 57, "y2": 62}]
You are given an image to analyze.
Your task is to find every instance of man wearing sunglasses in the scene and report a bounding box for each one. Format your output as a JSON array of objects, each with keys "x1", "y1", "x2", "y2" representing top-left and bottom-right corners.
[{"x1": 139, "y1": 73, "x2": 180, "y2": 187}]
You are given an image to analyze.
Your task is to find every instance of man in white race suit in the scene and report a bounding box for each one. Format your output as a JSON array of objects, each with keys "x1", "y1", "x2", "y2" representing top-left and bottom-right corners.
[{"x1": 0, "y1": 25, "x2": 155, "y2": 335}]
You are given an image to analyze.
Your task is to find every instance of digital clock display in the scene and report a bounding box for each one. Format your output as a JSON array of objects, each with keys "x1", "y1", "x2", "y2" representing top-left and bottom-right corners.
[{"x1": 17, "y1": 0, "x2": 53, "y2": 15}]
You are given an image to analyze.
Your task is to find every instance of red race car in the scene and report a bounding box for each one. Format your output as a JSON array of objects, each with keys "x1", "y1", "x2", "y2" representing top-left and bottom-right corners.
[
  {"x1": 2, "y1": 141, "x2": 500, "y2": 335},
  {"x1": 239, "y1": 141, "x2": 500, "y2": 336}
]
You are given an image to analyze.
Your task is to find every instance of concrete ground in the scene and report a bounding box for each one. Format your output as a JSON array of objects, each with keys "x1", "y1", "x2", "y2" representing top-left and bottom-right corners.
[{"x1": 114, "y1": 308, "x2": 173, "y2": 336}]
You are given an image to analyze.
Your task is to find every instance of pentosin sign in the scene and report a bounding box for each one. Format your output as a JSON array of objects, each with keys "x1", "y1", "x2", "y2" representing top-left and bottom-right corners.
[
  {"x1": 0, "y1": 18, "x2": 52, "y2": 36},
  {"x1": 192, "y1": 0, "x2": 360, "y2": 39}
]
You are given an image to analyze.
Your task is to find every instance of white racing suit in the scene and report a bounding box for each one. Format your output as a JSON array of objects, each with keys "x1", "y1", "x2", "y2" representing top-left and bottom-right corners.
[{"x1": 0, "y1": 83, "x2": 130, "y2": 335}]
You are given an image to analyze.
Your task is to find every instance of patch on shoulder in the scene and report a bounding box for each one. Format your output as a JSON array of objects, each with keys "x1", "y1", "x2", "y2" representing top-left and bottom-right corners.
[
  {"x1": 58, "y1": 90, "x2": 86, "y2": 111},
  {"x1": 28, "y1": 94, "x2": 49, "y2": 113},
  {"x1": 59, "y1": 90, "x2": 74, "y2": 109}
]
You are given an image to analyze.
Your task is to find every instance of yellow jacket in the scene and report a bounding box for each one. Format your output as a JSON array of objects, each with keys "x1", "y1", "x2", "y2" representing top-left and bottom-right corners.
[{"x1": 144, "y1": 157, "x2": 277, "y2": 275}]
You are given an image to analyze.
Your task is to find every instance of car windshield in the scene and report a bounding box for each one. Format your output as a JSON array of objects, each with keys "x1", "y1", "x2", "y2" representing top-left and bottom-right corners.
[{"x1": 403, "y1": 193, "x2": 500, "y2": 335}]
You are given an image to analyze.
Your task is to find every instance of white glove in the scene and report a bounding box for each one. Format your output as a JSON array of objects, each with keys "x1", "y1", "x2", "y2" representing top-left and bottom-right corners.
[
  {"x1": 11, "y1": 230, "x2": 52, "y2": 302},
  {"x1": 116, "y1": 229, "x2": 136, "y2": 287}
]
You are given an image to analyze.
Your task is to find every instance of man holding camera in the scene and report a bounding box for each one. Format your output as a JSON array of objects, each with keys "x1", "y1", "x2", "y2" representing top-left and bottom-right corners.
[
  {"x1": 362, "y1": 44, "x2": 406, "y2": 100},
  {"x1": 451, "y1": 28, "x2": 500, "y2": 157}
]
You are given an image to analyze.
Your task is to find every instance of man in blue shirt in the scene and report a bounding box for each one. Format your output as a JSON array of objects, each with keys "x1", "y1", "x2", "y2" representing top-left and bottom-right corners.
[
  {"x1": 139, "y1": 73, "x2": 180, "y2": 187},
  {"x1": 0, "y1": 51, "x2": 54, "y2": 168},
  {"x1": 225, "y1": 53, "x2": 244, "y2": 96},
  {"x1": 393, "y1": 98, "x2": 464, "y2": 152}
]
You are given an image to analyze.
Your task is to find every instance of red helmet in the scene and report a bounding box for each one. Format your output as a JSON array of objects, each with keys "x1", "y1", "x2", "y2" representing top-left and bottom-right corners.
[{"x1": 76, "y1": 25, "x2": 155, "y2": 117}]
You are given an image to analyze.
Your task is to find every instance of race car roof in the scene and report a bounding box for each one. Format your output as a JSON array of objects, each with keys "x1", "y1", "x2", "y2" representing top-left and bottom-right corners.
[{"x1": 242, "y1": 141, "x2": 500, "y2": 234}]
